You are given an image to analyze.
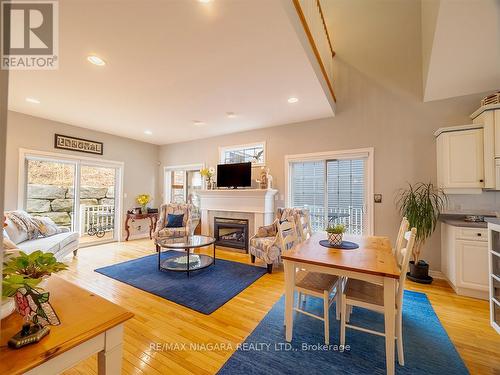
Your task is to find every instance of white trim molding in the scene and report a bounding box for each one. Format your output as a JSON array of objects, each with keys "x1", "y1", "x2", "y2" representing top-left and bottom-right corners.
[
  {"x1": 218, "y1": 141, "x2": 266, "y2": 166},
  {"x1": 284, "y1": 147, "x2": 375, "y2": 236},
  {"x1": 18, "y1": 148, "x2": 124, "y2": 244}
]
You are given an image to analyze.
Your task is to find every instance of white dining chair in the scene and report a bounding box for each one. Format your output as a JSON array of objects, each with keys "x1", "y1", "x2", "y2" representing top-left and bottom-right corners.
[
  {"x1": 340, "y1": 227, "x2": 417, "y2": 366},
  {"x1": 297, "y1": 210, "x2": 313, "y2": 241},
  {"x1": 278, "y1": 218, "x2": 340, "y2": 345},
  {"x1": 394, "y1": 217, "x2": 409, "y2": 256}
]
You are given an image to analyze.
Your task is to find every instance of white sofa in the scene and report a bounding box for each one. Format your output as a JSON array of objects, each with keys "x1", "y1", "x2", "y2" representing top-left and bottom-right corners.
[{"x1": 4, "y1": 212, "x2": 79, "y2": 261}]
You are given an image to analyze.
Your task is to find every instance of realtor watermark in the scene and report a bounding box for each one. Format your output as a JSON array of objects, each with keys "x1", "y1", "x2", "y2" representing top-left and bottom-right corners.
[
  {"x1": 149, "y1": 341, "x2": 351, "y2": 353},
  {"x1": 1, "y1": 0, "x2": 58, "y2": 69}
]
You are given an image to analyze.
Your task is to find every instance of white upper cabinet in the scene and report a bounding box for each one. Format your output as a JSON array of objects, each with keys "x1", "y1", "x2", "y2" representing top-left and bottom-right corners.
[
  {"x1": 473, "y1": 111, "x2": 496, "y2": 188},
  {"x1": 436, "y1": 126, "x2": 485, "y2": 193}
]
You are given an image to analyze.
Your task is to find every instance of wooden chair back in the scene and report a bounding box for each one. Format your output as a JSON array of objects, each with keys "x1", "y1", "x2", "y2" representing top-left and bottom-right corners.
[
  {"x1": 394, "y1": 217, "x2": 409, "y2": 257},
  {"x1": 298, "y1": 210, "x2": 313, "y2": 241},
  {"x1": 278, "y1": 217, "x2": 299, "y2": 252},
  {"x1": 396, "y1": 227, "x2": 417, "y2": 309}
]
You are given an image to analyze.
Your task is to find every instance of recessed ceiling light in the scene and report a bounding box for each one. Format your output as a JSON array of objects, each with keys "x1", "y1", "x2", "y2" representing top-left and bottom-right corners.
[
  {"x1": 198, "y1": 0, "x2": 212, "y2": 3},
  {"x1": 25, "y1": 97, "x2": 40, "y2": 104},
  {"x1": 226, "y1": 112, "x2": 237, "y2": 119},
  {"x1": 87, "y1": 55, "x2": 106, "y2": 66},
  {"x1": 144, "y1": 130, "x2": 153, "y2": 135},
  {"x1": 193, "y1": 120, "x2": 206, "y2": 126},
  {"x1": 287, "y1": 97, "x2": 299, "y2": 104}
]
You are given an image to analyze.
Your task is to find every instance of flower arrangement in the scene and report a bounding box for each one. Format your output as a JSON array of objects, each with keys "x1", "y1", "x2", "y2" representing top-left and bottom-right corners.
[
  {"x1": 325, "y1": 224, "x2": 346, "y2": 246},
  {"x1": 136, "y1": 194, "x2": 152, "y2": 213},
  {"x1": 200, "y1": 167, "x2": 216, "y2": 189}
]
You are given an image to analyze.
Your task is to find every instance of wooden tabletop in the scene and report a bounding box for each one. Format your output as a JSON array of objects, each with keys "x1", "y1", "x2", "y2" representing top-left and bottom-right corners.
[
  {"x1": 0, "y1": 275, "x2": 133, "y2": 375},
  {"x1": 282, "y1": 232, "x2": 400, "y2": 279}
]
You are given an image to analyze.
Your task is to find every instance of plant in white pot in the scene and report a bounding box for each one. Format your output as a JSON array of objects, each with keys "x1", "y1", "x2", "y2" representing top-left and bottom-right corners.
[
  {"x1": 397, "y1": 182, "x2": 447, "y2": 284},
  {"x1": 326, "y1": 224, "x2": 346, "y2": 247}
]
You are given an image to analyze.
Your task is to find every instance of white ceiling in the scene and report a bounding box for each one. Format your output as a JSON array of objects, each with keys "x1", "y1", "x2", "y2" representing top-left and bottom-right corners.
[
  {"x1": 422, "y1": 0, "x2": 500, "y2": 102},
  {"x1": 8, "y1": 0, "x2": 333, "y2": 145}
]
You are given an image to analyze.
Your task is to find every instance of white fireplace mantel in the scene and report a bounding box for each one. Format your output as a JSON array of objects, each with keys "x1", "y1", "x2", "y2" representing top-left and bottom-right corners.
[{"x1": 197, "y1": 189, "x2": 278, "y2": 237}]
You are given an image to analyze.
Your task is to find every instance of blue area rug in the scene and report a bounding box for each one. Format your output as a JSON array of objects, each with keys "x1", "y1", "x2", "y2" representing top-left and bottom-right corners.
[
  {"x1": 218, "y1": 290, "x2": 468, "y2": 374},
  {"x1": 95, "y1": 251, "x2": 267, "y2": 314}
]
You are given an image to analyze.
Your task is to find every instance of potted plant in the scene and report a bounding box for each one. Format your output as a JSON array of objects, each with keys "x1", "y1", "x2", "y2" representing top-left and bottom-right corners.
[
  {"x1": 136, "y1": 194, "x2": 152, "y2": 214},
  {"x1": 2, "y1": 251, "x2": 67, "y2": 321},
  {"x1": 326, "y1": 224, "x2": 346, "y2": 246},
  {"x1": 397, "y1": 182, "x2": 447, "y2": 284}
]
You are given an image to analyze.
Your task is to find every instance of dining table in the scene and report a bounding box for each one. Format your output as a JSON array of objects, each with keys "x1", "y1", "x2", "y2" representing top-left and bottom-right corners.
[{"x1": 282, "y1": 232, "x2": 400, "y2": 375}]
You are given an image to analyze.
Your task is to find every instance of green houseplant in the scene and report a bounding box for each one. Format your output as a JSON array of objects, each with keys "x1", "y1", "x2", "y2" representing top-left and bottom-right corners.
[
  {"x1": 397, "y1": 182, "x2": 447, "y2": 284},
  {"x1": 326, "y1": 224, "x2": 346, "y2": 246}
]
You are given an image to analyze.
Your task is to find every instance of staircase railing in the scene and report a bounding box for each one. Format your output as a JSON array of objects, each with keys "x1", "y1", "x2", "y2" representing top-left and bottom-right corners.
[{"x1": 292, "y1": 0, "x2": 336, "y2": 102}]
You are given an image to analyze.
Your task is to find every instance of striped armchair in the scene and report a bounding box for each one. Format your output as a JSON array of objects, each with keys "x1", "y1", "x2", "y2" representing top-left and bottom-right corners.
[
  {"x1": 153, "y1": 203, "x2": 193, "y2": 251},
  {"x1": 249, "y1": 207, "x2": 312, "y2": 273}
]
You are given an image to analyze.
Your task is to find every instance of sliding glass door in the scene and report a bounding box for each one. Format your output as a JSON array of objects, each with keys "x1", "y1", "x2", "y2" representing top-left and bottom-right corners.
[
  {"x1": 23, "y1": 153, "x2": 122, "y2": 245},
  {"x1": 289, "y1": 152, "x2": 371, "y2": 235}
]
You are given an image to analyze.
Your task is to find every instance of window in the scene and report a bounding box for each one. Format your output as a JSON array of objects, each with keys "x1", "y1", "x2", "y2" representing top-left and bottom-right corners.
[
  {"x1": 287, "y1": 149, "x2": 373, "y2": 235},
  {"x1": 164, "y1": 164, "x2": 203, "y2": 204},
  {"x1": 219, "y1": 142, "x2": 265, "y2": 165}
]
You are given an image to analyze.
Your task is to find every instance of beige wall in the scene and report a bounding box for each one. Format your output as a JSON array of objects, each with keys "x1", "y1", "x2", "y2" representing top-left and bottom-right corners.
[
  {"x1": 158, "y1": 0, "x2": 492, "y2": 271},
  {"x1": 5, "y1": 111, "x2": 160, "y2": 240}
]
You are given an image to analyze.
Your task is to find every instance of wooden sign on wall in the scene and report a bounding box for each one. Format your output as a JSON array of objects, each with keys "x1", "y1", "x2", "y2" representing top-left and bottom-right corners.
[{"x1": 54, "y1": 134, "x2": 103, "y2": 155}]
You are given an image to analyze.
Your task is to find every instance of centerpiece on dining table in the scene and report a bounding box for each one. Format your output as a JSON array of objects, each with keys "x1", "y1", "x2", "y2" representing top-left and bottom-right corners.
[{"x1": 319, "y1": 223, "x2": 359, "y2": 250}]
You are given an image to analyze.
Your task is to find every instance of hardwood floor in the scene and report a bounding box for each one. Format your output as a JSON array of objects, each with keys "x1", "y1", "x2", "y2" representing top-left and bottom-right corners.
[{"x1": 59, "y1": 238, "x2": 500, "y2": 375}]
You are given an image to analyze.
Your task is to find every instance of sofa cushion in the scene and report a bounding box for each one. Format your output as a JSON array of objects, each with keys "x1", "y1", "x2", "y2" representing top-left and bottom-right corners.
[
  {"x1": 17, "y1": 232, "x2": 79, "y2": 256},
  {"x1": 4, "y1": 217, "x2": 28, "y2": 244}
]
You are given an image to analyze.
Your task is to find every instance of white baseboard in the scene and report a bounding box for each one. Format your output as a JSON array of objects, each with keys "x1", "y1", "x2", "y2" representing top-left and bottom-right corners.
[{"x1": 429, "y1": 270, "x2": 445, "y2": 280}]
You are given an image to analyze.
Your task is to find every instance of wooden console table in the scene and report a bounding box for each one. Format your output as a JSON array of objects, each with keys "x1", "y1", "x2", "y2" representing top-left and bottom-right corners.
[
  {"x1": 0, "y1": 276, "x2": 133, "y2": 375},
  {"x1": 125, "y1": 212, "x2": 158, "y2": 241}
]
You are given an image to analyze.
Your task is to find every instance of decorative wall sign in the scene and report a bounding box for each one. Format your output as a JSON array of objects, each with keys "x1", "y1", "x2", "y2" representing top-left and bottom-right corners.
[{"x1": 54, "y1": 134, "x2": 103, "y2": 155}]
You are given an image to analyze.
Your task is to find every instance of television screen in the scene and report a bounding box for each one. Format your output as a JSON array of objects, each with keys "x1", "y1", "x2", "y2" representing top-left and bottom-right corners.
[{"x1": 217, "y1": 162, "x2": 252, "y2": 188}]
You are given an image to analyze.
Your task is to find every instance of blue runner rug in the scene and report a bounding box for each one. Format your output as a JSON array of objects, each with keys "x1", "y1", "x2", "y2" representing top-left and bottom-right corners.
[
  {"x1": 95, "y1": 251, "x2": 267, "y2": 314},
  {"x1": 218, "y1": 290, "x2": 468, "y2": 374}
]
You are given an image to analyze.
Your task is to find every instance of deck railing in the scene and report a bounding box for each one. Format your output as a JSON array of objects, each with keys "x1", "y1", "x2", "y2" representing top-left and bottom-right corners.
[
  {"x1": 307, "y1": 206, "x2": 364, "y2": 235},
  {"x1": 79, "y1": 204, "x2": 115, "y2": 235}
]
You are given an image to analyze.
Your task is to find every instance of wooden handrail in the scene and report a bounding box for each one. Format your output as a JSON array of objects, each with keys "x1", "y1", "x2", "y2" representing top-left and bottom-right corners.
[{"x1": 292, "y1": 0, "x2": 336, "y2": 102}]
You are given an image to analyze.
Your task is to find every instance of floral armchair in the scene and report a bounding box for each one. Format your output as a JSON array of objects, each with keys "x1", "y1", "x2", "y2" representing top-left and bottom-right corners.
[
  {"x1": 248, "y1": 207, "x2": 311, "y2": 273},
  {"x1": 153, "y1": 203, "x2": 193, "y2": 251}
]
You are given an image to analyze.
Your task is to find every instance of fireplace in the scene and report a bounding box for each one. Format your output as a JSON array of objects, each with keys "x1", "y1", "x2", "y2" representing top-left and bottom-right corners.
[{"x1": 214, "y1": 217, "x2": 249, "y2": 251}]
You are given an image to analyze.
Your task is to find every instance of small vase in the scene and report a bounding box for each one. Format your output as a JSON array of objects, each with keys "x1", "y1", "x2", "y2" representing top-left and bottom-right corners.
[
  {"x1": 141, "y1": 206, "x2": 148, "y2": 214},
  {"x1": 207, "y1": 178, "x2": 212, "y2": 190},
  {"x1": 327, "y1": 232, "x2": 343, "y2": 246}
]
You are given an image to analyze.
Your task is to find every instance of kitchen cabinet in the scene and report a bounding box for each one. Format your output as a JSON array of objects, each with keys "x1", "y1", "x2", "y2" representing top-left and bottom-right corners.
[
  {"x1": 473, "y1": 110, "x2": 496, "y2": 188},
  {"x1": 441, "y1": 223, "x2": 489, "y2": 299},
  {"x1": 436, "y1": 126, "x2": 484, "y2": 193}
]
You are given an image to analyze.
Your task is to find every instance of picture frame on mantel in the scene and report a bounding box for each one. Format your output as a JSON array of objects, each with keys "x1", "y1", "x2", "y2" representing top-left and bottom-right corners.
[{"x1": 54, "y1": 134, "x2": 103, "y2": 155}]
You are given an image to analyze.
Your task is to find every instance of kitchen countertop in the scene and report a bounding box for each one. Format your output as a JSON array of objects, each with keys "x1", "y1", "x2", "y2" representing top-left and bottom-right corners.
[
  {"x1": 439, "y1": 214, "x2": 490, "y2": 229},
  {"x1": 485, "y1": 217, "x2": 500, "y2": 226}
]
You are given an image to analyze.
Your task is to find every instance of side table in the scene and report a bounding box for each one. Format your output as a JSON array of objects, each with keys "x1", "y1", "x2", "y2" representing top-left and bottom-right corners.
[{"x1": 125, "y1": 213, "x2": 158, "y2": 241}]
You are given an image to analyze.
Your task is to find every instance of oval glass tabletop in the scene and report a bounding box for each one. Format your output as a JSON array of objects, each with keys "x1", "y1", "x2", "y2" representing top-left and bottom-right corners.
[
  {"x1": 157, "y1": 235, "x2": 216, "y2": 249},
  {"x1": 161, "y1": 253, "x2": 214, "y2": 272}
]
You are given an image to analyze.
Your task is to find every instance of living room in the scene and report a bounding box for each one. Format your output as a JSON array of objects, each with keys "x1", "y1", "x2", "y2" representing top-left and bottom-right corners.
[{"x1": 1, "y1": 0, "x2": 500, "y2": 374}]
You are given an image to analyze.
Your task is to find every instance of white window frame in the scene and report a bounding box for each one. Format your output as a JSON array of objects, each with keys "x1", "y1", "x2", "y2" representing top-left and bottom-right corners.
[
  {"x1": 284, "y1": 147, "x2": 374, "y2": 235},
  {"x1": 18, "y1": 148, "x2": 124, "y2": 245},
  {"x1": 219, "y1": 141, "x2": 266, "y2": 166},
  {"x1": 163, "y1": 163, "x2": 205, "y2": 204}
]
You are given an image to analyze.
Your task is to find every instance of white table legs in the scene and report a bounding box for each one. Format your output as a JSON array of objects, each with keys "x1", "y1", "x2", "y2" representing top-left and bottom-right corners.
[
  {"x1": 98, "y1": 325, "x2": 124, "y2": 375},
  {"x1": 284, "y1": 260, "x2": 295, "y2": 341},
  {"x1": 383, "y1": 277, "x2": 396, "y2": 375}
]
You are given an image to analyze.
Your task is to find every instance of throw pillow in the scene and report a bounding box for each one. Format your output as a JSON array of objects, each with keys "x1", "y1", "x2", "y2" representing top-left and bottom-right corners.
[
  {"x1": 3, "y1": 217, "x2": 28, "y2": 244},
  {"x1": 38, "y1": 216, "x2": 61, "y2": 236},
  {"x1": 166, "y1": 214, "x2": 184, "y2": 228}
]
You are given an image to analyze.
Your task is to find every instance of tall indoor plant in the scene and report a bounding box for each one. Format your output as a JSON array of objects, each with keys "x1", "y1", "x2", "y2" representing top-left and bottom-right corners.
[{"x1": 397, "y1": 182, "x2": 447, "y2": 284}]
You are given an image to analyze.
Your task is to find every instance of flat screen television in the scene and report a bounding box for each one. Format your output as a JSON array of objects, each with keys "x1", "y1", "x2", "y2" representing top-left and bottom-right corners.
[{"x1": 217, "y1": 162, "x2": 252, "y2": 188}]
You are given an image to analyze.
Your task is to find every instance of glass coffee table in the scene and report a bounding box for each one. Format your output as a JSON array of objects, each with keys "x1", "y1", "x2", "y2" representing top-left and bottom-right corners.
[{"x1": 157, "y1": 235, "x2": 216, "y2": 277}]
